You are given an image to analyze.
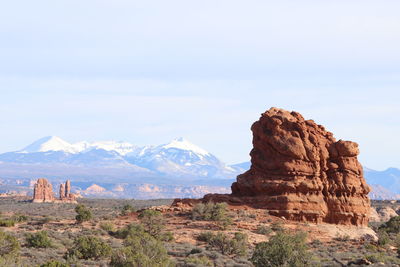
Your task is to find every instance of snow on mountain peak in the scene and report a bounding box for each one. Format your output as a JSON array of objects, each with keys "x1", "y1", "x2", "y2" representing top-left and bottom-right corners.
[
  {"x1": 19, "y1": 136, "x2": 139, "y2": 155},
  {"x1": 163, "y1": 137, "x2": 210, "y2": 156},
  {"x1": 21, "y1": 136, "x2": 77, "y2": 154},
  {"x1": 19, "y1": 136, "x2": 211, "y2": 157},
  {"x1": 78, "y1": 141, "x2": 137, "y2": 155}
]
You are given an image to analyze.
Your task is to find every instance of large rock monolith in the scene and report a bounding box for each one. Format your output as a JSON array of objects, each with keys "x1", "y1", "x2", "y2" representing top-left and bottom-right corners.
[
  {"x1": 199, "y1": 107, "x2": 371, "y2": 226},
  {"x1": 33, "y1": 178, "x2": 55, "y2": 203}
]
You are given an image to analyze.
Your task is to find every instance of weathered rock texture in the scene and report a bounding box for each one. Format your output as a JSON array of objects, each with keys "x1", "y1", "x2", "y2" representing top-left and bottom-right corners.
[
  {"x1": 202, "y1": 107, "x2": 371, "y2": 226},
  {"x1": 32, "y1": 178, "x2": 77, "y2": 203},
  {"x1": 59, "y1": 180, "x2": 77, "y2": 202},
  {"x1": 33, "y1": 178, "x2": 55, "y2": 203}
]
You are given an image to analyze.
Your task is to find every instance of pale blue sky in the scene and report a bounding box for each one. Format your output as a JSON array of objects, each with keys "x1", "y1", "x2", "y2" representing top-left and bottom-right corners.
[{"x1": 0, "y1": 1, "x2": 399, "y2": 169}]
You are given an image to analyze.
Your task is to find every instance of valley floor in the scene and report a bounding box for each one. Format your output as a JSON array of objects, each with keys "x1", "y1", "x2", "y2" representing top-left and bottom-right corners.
[{"x1": 0, "y1": 197, "x2": 399, "y2": 266}]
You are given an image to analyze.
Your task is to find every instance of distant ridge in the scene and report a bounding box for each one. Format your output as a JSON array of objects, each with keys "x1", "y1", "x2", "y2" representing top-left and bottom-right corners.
[{"x1": 0, "y1": 136, "x2": 240, "y2": 180}]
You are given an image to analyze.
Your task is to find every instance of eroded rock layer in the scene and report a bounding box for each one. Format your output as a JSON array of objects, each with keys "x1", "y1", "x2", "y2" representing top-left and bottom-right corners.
[
  {"x1": 204, "y1": 107, "x2": 371, "y2": 226},
  {"x1": 33, "y1": 178, "x2": 55, "y2": 203},
  {"x1": 59, "y1": 180, "x2": 77, "y2": 202},
  {"x1": 32, "y1": 178, "x2": 77, "y2": 203}
]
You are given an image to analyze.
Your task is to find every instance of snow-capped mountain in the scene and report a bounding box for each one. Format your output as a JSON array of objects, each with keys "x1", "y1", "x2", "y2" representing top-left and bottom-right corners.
[
  {"x1": 21, "y1": 136, "x2": 78, "y2": 154},
  {"x1": 125, "y1": 137, "x2": 235, "y2": 178},
  {"x1": 18, "y1": 136, "x2": 138, "y2": 156},
  {"x1": 0, "y1": 136, "x2": 240, "y2": 181}
]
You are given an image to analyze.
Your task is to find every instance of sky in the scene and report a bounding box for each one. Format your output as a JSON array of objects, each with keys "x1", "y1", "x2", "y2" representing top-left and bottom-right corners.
[{"x1": 0, "y1": 1, "x2": 399, "y2": 170}]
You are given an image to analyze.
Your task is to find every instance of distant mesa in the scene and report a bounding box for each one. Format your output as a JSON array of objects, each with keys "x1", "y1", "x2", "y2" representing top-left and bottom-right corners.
[
  {"x1": 174, "y1": 107, "x2": 371, "y2": 226},
  {"x1": 32, "y1": 178, "x2": 77, "y2": 203}
]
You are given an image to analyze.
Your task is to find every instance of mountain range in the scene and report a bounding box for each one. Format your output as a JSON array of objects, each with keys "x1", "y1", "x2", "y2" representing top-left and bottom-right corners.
[
  {"x1": 0, "y1": 136, "x2": 242, "y2": 198},
  {"x1": 0, "y1": 136, "x2": 399, "y2": 199}
]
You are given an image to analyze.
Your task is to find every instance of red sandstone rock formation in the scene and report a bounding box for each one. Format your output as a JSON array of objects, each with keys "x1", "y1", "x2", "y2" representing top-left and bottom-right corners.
[
  {"x1": 194, "y1": 107, "x2": 370, "y2": 226},
  {"x1": 33, "y1": 178, "x2": 55, "y2": 203},
  {"x1": 59, "y1": 180, "x2": 77, "y2": 202},
  {"x1": 32, "y1": 178, "x2": 77, "y2": 203}
]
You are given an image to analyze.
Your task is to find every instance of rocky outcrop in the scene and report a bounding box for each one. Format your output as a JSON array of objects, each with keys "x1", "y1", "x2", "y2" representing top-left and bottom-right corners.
[
  {"x1": 369, "y1": 207, "x2": 381, "y2": 222},
  {"x1": 59, "y1": 180, "x2": 76, "y2": 202},
  {"x1": 197, "y1": 107, "x2": 371, "y2": 226},
  {"x1": 32, "y1": 178, "x2": 77, "y2": 203},
  {"x1": 33, "y1": 178, "x2": 55, "y2": 203},
  {"x1": 377, "y1": 207, "x2": 398, "y2": 222}
]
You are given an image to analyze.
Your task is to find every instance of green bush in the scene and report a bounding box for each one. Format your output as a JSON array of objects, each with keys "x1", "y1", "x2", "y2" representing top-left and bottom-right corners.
[
  {"x1": 185, "y1": 255, "x2": 212, "y2": 266},
  {"x1": 138, "y1": 209, "x2": 165, "y2": 238},
  {"x1": 197, "y1": 231, "x2": 214, "y2": 242},
  {"x1": 160, "y1": 231, "x2": 174, "y2": 242},
  {"x1": 393, "y1": 233, "x2": 400, "y2": 248},
  {"x1": 100, "y1": 222, "x2": 115, "y2": 232},
  {"x1": 250, "y1": 231, "x2": 311, "y2": 267},
  {"x1": 270, "y1": 222, "x2": 284, "y2": 232},
  {"x1": 197, "y1": 231, "x2": 248, "y2": 256},
  {"x1": 66, "y1": 235, "x2": 111, "y2": 260},
  {"x1": 191, "y1": 202, "x2": 232, "y2": 229},
  {"x1": 256, "y1": 225, "x2": 272, "y2": 235},
  {"x1": 113, "y1": 223, "x2": 145, "y2": 239},
  {"x1": 11, "y1": 214, "x2": 28, "y2": 223},
  {"x1": 0, "y1": 219, "x2": 15, "y2": 227},
  {"x1": 334, "y1": 234, "x2": 350, "y2": 242},
  {"x1": 0, "y1": 230, "x2": 20, "y2": 257},
  {"x1": 377, "y1": 230, "x2": 390, "y2": 247},
  {"x1": 365, "y1": 253, "x2": 387, "y2": 263},
  {"x1": 379, "y1": 216, "x2": 400, "y2": 233},
  {"x1": 75, "y1": 204, "x2": 92, "y2": 224},
  {"x1": 120, "y1": 204, "x2": 135, "y2": 216},
  {"x1": 110, "y1": 224, "x2": 173, "y2": 267},
  {"x1": 26, "y1": 231, "x2": 52, "y2": 248},
  {"x1": 40, "y1": 260, "x2": 70, "y2": 267}
]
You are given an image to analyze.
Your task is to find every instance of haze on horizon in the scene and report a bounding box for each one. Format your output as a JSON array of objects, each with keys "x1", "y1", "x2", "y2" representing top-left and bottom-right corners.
[{"x1": 0, "y1": 1, "x2": 399, "y2": 170}]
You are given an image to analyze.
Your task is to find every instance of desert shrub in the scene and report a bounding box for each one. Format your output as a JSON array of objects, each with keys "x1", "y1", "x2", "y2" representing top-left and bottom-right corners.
[
  {"x1": 0, "y1": 230, "x2": 20, "y2": 257},
  {"x1": 12, "y1": 214, "x2": 28, "y2": 223},
  {"x1": 0, "y1": 219, "x2": 15, "y2": 227},
  {"x1": 270, "y1": 222, "x2": 284, "y2": 232},
  {"x1": 256, "y1": 225, "x2": 272, "y2": 235},
  {"x1": 110, "y1": 225, "x2": 173, "y2": 267},
  {"x1": 100, "y1": 222, "x2": 115, "y2": 232},
  {"x1": 364, "y1": 242, "x2": 378, "y2": 252},
  {"x1": 365, "y1": 253, "x2": 387, "y2": 263},
  {"x1": 26, "y1": 231, "x2": 52, "y2": 248},
  {"x1": 66, "y1": 235, "x2": 111, "y2": 260},
  {"x1": 393, "y1": 233, "x2": 400, "y2": 248},
  {"x1": 377, "y1": 230, "x2": 390, "y2": 247},
  {"x1": 190, "y1": 248, "x2": 203, "y2": 254},
  {"x1": 379, "y1": 216, "x2": 400, "y2": 233},
  {"x1": 120, "y1": 204, "x2": 135, "y2": 216},
  {"x1": 40, "y1": 260, "x2": 69, "y2": 267},
  {"x1": 75, "y1": 204, "x2": 92, "y2": 223},
  {"x1": 191, "y1": 202, "x2": 232, "y2": 229},
  {"x1": 138, "y1": 209, "x2": 165, "y2": 238},
  {"x1": 185, "y1": 255, "x2": 212, "y2": 266},
  {"x1": 250, "y1": 231, "x2": 311, "y2": 267},
  {"x1": 197, "y1": 231, "x2": 248, "y2": 256},
  {"x1": 334, "y1": 234, "x2": 350, "y2": 242},
  {"x1": 113, "y1": 223, "x2": 145, "y2": 239},
  {"x1": 197, "y1": 231, "x2": 214, "y2": 242},
  {"x1": 40, "y1": 216, "x2": 53, "y2": 224},
  {"x1": 160, "y1": 231, "x2": 174, "y2": 242}
]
